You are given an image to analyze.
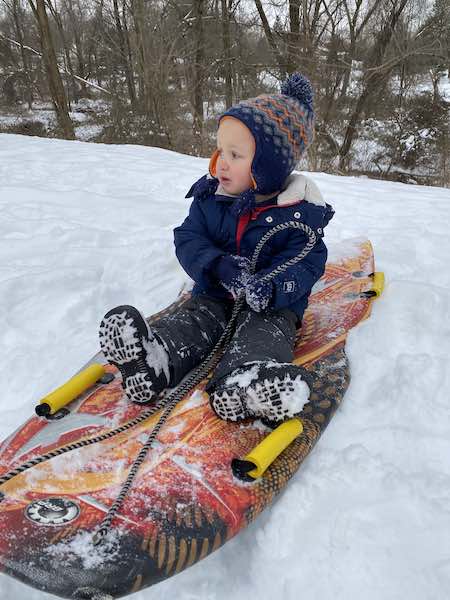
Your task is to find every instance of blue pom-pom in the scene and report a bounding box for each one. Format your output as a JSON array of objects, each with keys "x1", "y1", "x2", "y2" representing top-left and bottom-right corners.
[{"x1": 281, "y1": 73, "x2": 313, "y2": 111}]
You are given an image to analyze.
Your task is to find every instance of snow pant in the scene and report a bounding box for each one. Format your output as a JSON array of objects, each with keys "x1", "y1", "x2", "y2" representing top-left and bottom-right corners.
[{"x1": 150, "y1": 294, "x2": 298, "y2": 391}]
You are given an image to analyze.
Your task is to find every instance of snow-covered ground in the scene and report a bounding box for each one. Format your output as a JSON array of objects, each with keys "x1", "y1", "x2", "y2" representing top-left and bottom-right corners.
[
  {"x1": 0, "y1": 99, "x2": 108, "y2": 141},
  {"x1": 0, "y1": 133, "x2": 449, "y2": 600}
]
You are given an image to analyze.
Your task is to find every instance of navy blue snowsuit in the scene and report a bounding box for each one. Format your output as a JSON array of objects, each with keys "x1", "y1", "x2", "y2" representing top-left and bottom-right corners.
[
  {"x1": 174, "y1": 174, "x2": 334, "y2": 321},
  {"x1": 150, "y1": 174, "x2": 334, "y2": 390}
]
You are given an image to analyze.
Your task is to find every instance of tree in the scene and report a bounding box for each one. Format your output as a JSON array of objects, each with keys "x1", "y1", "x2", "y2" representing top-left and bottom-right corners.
[
  {"x1": 221, "y1": 0, "x2": 233, "y2": 108},
  {"x1": 112, "y1": 0, "x2": 136, "y2": 107},
  {"x1": 338, "y1": 0, "x2": 410, "y2": 169},
  {"x1": 27, "y1": 0, "x2": 74, "y2": 138},
  {"x1": 191, "y1": 0, "x2": 206, "y2": 154}
]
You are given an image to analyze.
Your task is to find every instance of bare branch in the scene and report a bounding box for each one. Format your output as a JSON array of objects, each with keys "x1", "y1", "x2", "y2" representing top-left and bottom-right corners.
[{"x1": 0, "y1": 31, "x2": 113, "y2": 95}]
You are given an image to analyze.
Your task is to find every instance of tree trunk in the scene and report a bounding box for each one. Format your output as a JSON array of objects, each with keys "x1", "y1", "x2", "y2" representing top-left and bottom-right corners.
[
  {"x1": 338, "y1": 0, "x2": 409, "y2": 170},
  {"x1": 287, "y1": 0, "x2": 301, "y2": 74},
  {"x1": 85, "y1": 0, "x2": 104, "y2": 83},
  {"x1": 192, "y1": 0, "x2": 205, "y2": 154},
  {"x1": 221, "y1": 0, "x2": 233, "y2": 108},
  {"x1": 131, "y1": 0, "x2": 151, "y2": 112},
  {"x1": 122, "y1": 0, "x2": 136, "y2": 99},
  {"x1": 12, "y1": 0, "x2": 33, "y2": 109},
  {"x1": 339, "y1": 0, "x2": 384, "y2": 100},
  {"x1": 430, "y1": 69, "x2": 441, "y2": 105},
  {"x1": 47, "y1": 0, "x2": 78, "y2": 105},
  {"x1": 113, "y1": 0, "x2": 136, "y2": 107},
  {"x1": 301, "y1": 0, "x2": 313, "y2": 56},
  {"x1": 66, "y1": 0, "x2": 87, "y2": 96},
  {"x1": 254, "y1": 0, "x2": 287, "y2": 78},
  {"x1": 338, "y1": 39, "x2": 356, "y2": 100},
  {"x1": 29, "y1": 0, "x2": 75, "y2": 139}
]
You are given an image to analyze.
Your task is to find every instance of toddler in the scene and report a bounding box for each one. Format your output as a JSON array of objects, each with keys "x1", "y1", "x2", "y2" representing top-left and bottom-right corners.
[{"x1": 99, "y1": 73, "x2": 334, "y2": 423}]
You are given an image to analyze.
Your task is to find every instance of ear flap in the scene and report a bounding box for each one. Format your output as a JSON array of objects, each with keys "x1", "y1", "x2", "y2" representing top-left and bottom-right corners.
[{"x1": 209, "y1": 150, "x2": 219, "y2": 177}]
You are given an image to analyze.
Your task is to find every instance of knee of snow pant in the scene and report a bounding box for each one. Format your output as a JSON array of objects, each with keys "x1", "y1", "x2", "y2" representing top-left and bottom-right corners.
[
  {"x1": 151, "y1": 294, "x2": 233, "y2": 386},
  {"x1": 207, "y1": 307, "x2": 298, "y2": 393}
]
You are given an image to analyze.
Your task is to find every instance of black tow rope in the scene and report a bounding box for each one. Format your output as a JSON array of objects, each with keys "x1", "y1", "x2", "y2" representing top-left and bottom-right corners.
[{"x1": 0, "y1": 221, "x2": 316, "y2": 547}]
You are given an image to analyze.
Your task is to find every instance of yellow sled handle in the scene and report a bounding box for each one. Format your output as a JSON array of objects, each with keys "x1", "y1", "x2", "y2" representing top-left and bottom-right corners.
[
  {"x1": 231, "y1": 417, "x2": 303, "y2": 481},
  {"x1": 361, "y1": 271, "x2": 385, "y2": 298},
  {"x1": 35, "y1": 363, "x2": 106, "y2": 417},
  {"x1": 371, "y1": 272, "x2": 385, "y2": 297}
]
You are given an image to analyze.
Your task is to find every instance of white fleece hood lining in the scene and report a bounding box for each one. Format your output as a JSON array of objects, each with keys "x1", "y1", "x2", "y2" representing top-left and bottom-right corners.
[{"x1": 277, "y1": 174, "x2": 326, "y2": 207}]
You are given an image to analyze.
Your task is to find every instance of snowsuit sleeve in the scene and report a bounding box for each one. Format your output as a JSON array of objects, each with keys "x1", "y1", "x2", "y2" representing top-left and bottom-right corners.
[
  {"x1": 261, "y1": 229, "x2": 327, "y2": 311},
  {"x1": 173, "y1": 197, "x2": 226, "y2": 288}
]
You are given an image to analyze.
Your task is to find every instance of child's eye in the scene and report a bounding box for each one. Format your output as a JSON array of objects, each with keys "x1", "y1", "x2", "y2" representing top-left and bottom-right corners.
[{"x1": 232, "y1": 151, "x2": 240, "y2": 159}]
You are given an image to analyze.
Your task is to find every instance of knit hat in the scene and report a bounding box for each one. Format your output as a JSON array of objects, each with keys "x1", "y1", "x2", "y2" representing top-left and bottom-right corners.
[{"x1": 210, "y1": 72, "x2": 315, "y2": 197}]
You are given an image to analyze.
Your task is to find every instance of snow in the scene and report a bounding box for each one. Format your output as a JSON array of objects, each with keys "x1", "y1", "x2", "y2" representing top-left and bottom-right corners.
[
  {"x1": 0, "y1": 133, "x2": 450, "y2": 599},
  {"x1": 247, "y1": 373, "x2": 310, "y2": 417},
  {"x1": 180, "y1": 390, "x2": 206, "y2": 411},
  {"x1": 45, "y1": 528, "x2": 123, "y2": 570},
  {"x1": 390, "y1": 70, "x2": 450, "y2": 102},
  {"x1": 226, "y1": 363, "x2": 261, "y2": 388}
]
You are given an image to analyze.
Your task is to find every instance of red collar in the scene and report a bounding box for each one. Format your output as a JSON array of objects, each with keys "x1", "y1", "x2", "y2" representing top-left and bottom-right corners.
[{"x1": 236, "y1": 204, "x2": 278, "y2": 253}]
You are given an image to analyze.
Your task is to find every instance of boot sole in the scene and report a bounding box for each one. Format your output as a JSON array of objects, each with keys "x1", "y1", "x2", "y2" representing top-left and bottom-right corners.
[
  {"x1": 210, "y1": 363, "x2": 313, "y2": 423},
  {"x1": 99, "y1": 305, "x2": 157, "y2": 403}
]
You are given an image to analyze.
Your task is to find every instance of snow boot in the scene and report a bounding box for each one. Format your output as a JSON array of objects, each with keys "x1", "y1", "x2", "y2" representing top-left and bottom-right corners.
[
  {"x1": 209, "y1": 362, "x2": 313, "y2": 425},
  {"x1": 99, "y1": 305, "x2": 170, "y2": 403}
]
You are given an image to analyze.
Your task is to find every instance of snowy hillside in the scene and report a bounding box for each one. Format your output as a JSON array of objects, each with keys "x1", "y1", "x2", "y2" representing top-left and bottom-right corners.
[{"x1": 0, "y1": 133, "x2": 449, "y2": 600}]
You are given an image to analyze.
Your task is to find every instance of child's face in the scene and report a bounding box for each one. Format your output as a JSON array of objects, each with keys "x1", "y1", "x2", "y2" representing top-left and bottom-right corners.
[{"x1": 216, "y1": 117, "x2": 255, "y2": 195}]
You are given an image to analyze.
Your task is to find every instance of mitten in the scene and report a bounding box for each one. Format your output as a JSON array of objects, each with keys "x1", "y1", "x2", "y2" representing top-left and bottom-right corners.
[
  {"x1": 213, "y1": 255, "x2": 251, "y2": 297},
  {"x1": 245, "y1": 274, "x2": 273, "y2": 312}
]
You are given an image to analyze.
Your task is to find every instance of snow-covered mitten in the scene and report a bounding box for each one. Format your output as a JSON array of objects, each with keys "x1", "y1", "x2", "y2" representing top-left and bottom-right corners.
[
  {"x1": 213, "y1": 255, "x2": 251, "y2": 298},
  {"x1": 210, "y1": 362, "x2": 312, "y2": 424},
  {"x1": 99, "y1": 305, "x2": 171, "y2": 403},
  {"x1": 245, "y1": 274, "x2": 273, "y2": 312}
]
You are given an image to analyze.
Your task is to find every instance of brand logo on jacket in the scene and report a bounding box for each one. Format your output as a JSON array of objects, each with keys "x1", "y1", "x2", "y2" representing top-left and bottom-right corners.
[{"x1": 283, "y1": 281, "x2": 296, "y2": 293}]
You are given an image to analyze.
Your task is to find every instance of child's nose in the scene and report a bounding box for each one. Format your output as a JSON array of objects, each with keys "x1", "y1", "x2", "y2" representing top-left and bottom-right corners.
[{"x1": 218, "y1": 155, "x2": 229, "y2": 170}]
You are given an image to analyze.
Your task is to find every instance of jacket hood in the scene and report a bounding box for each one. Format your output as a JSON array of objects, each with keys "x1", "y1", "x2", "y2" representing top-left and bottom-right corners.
[{"x1": 277, "y1": 173, "x2": 326, "y2": 207}]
